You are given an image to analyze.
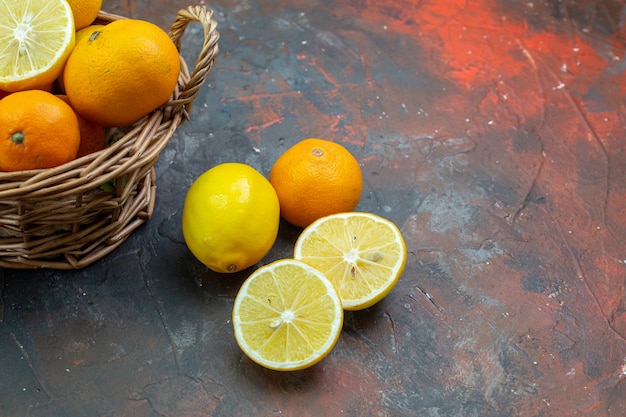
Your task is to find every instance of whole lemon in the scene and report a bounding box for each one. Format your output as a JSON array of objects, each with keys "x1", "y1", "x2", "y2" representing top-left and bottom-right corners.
[{"x1": 182, "y1": 163, "x2": 281, "y2": 273}]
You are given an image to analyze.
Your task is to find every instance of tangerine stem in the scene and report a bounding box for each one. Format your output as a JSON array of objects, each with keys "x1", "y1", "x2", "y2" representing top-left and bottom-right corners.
[{"x1": 11, "y1": 132, "x2": 25, "y2": 145}]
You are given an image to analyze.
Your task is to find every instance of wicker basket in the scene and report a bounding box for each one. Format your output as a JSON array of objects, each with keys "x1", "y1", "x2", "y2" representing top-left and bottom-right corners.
[{"x1": 0, "y1": 6, "x2": 219, "y2": 269}]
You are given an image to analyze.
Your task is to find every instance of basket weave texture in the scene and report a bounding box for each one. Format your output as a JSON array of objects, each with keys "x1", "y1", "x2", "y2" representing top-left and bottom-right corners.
[{"x1": 0, "y1": 6, "x2": 219, "y2": 269}]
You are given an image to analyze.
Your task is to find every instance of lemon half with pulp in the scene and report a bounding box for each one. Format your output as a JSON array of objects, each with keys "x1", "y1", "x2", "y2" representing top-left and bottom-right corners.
[
  {"x1": 294, "y1": 212, "x2": 407, "y2": 310},
  {"x1": 0, "y1": 0, "x2": 75, "y2": 92},
  {"x1": 232, "y1": 259, "x2": 343, "y2": 371}
]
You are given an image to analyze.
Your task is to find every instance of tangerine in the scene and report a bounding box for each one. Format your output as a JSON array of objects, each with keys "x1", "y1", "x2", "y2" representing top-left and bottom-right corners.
[
  {"x1": 269, "y1": 138, "x2": 363, "y2": 228},
  {"x1": 63, "y1": 19, "x2": 181, "y2": 127},
  {"x1": 57, "y1": 95, "x2": 106, "y2": 158},
  {"x1": 65, "y1": 0, "x2": 102, "y2": 30},
  {"x1": 56, "y1": 25, "x2": 106, "y2": 94},
  {"x1": 0, "y1": 90, "x2": 80, "y2": 171}
]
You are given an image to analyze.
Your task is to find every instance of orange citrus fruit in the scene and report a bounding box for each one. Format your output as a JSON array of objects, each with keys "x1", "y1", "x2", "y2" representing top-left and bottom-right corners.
[
  {"x1": 0, "y1": 90, "x2": 80, "y2": 171},
  {"x1": 0, "y1": 0, "x2": 75, "y2": 92},
  {"x1": 63, "y1": 19, "x2": 181, "y2": 127},
  {"x1": 294, "y1": 212, "x2": 407, "y2": 310},
  {"x1": 269, "y1": 138, "x2": 363, "y2": 228},
  {"x1": 182, "y1": 163, "x2": 280, "y2": 273},
  {"x1": 56, "y1": 25, "x2": 107, "y2": 94},
  {"x1": 57, "y1": 95, "x2": 106, "y2": 158},
  {"x1": 232, "y1": 259, "x2": 343, "y2": 371},
  {"x1": 65, "y1": 0, "x2": 102, "y2": 30}
]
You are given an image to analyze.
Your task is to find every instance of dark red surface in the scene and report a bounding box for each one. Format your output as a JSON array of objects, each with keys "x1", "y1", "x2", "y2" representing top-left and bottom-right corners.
[{"x1": 1, "y1": 0, "x2": 626, "y2": 416}]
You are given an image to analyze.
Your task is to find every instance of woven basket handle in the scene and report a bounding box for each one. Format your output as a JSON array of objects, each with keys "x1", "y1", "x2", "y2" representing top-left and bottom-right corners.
[{"x1": 168, "y1": 5, "x2": 220, "y2": 117}]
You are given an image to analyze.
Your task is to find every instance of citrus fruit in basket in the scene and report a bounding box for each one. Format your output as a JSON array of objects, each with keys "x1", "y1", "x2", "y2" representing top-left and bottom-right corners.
[
  {"x1": 182, "y1": 163, "x2": 281, "y2": 273},
  {"x1": 0, "y1": 90, "x2": 80, "y2": 171},
  {"x1": 232, "y1": 259, "x2": 343, "y2": 371},
  {"x1": 56, "y1": 25, "x2": 106, "y2": 94},
  {"x1": 294, "y1": 212, "x2": 407, "y2": 310},
  {"x1": 57, "y1": 95, "x2": 106, "y2": 158},
  {"x1": 269, "y1": 138, "x2": 363, "y2": 228},
  {"x1": 0, "y1": 0, "x2": 75, "y2": 93},
  {"x1": 63, "y1": 18, "x2": 181, "y2": 127},
  {"x1": 65, "y1": 0, "x2": 102, "y2": 30}
]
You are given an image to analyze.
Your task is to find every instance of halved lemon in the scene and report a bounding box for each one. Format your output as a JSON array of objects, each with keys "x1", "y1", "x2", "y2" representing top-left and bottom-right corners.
[
  {"x1": 232, "y1": 259, "x2": 343, "y2": 371},
  {"x1": 294, "y1": 212, "x2": 407, "y2": 310},
  {"x1": 0, "y1": 0, "x2": 75, "y2": 92}
]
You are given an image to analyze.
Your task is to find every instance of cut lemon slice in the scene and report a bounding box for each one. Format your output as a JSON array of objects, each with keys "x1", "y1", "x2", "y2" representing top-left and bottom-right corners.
[
  {"x1": 294, "y1": 212, "x2": 407, "y2": 310},
  {"x1": 0, "y1": 0, "x2": 75, "y2": 92},
  {"x1": 232, "y1": 259, "x2": 343, "y2": 371}
]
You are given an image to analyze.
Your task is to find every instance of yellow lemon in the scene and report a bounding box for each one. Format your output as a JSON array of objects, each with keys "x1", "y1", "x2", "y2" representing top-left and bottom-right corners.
[
  {"x1": 182, "y1": 163, "x2": 280, "y2": 273},
  {"x1": 294, "y1": 212, "x2": 407, "y2": 310},
  {"x1": 232, "y1": 259, "x2": 343, "y2": 371},
  {"x1": 0, "y1": 0, "x2": 75, "y2": 92}
]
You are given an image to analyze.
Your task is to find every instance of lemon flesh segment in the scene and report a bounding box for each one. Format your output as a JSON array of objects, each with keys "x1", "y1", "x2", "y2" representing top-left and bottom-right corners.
[
  {"x1": 294, "y1": 212, "x2": 407, "y2": 311},
  {"x1": 232, "y1": 259, "x2": 344, "y2": 371},
  {"x1": 0, "y1": 0, "x2": 75, "y2": 92}
]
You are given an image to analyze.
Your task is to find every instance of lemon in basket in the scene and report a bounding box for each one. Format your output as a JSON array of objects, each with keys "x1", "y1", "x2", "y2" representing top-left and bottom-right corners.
[
  {"x1": 232, "y1": 259, "x2": 343, "y2": 371},
  {"x1": 182, "y1": 163, "x2": 280, "y2": 274},
  {"x1": 294, "y1": 212, "x2": 407, "y2": 310},
  {"x1": 0, "y1": 0, "x2": 75, "y2": 92},
  {"x1": 63, "y1": 18, "x2": 180, "y2": 127}
]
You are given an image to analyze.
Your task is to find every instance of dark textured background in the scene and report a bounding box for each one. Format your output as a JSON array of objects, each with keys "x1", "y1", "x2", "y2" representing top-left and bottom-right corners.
[{"x1": 1, "y1": 0, "x2": 626, "y2": 416}]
